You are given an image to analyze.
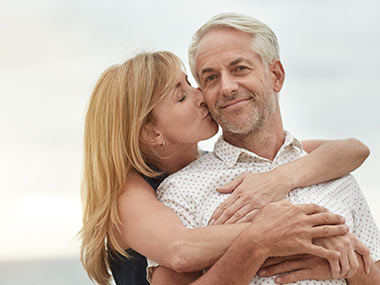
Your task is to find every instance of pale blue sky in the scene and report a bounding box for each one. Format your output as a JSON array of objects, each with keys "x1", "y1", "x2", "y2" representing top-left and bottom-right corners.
[{"x1": 0, "y1": 0, "x2": 379, "y2": 261}]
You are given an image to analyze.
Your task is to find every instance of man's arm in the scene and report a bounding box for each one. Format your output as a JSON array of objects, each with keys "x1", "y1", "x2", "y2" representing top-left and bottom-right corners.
[
  {"x1": 150, "y1": 201, "x2": 348, "y2": 284},
  {"x1": 257, "y1": 232, "x2": 375, "y2": 283},
  {"x1": 258, "y1": 255, "x2": 380, "y2": 284},
  {"x1": 151, "y1": 237, "x2": 267, "y2": 285},
  {"x1": 347, "y1": 257, "x2": 380, "y2": 284}
]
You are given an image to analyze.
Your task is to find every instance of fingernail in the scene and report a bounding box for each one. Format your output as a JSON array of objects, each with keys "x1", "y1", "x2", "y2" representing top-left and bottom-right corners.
[
  {"x1": 340, "y1": 216, "x2": 346, "y2": 223},
  {"x1": 275, "y1": 277, "x2": 282, "y2": 283},
  {"x1": 344, "y1": 225, "x2": 349, "y2": 231},
  {"x1": 210, "y1": 219, "x2": 215, "y2": 225},
  {"x1": 367, "y1": 267, "x2": 371, "y2": 274},
  {"x1": 258, "y1": 270, "x2": 266, "y2": 276}
]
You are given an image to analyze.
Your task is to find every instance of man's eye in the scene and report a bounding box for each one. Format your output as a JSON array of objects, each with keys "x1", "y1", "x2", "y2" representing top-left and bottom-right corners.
[
  {"x1": 205, "y1": 74, "x2": 218, "y2": 83},
  {"x1": 235, "y1": 66, "x2": 247, "y2": 71}
]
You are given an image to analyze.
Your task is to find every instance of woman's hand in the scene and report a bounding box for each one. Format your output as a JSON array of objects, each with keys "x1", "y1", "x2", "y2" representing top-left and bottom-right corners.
[
  {"x1": 210, "y1": 169, "x2": 291, "y2": 225},
  {"x1": 210, "y1": 138, "x2": 369, "y2": 226},
  {"x1": 314, "y1": 232, "x2": 371, "y2": 278}
]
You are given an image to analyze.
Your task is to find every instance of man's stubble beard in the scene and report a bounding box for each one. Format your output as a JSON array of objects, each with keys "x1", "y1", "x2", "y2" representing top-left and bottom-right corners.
[{"x1": 210, "y1": 89, "x2": 276, "y2": 138}]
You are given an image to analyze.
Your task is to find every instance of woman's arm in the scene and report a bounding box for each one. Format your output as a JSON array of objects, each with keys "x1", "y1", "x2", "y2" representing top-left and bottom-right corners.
[
  {"x1": 290, "y1": 138, "x2": 369, "y2": 188},
  {"x1": 210, "y1": 138, "x2": 369, "y2": 225},
  {"x1": 117, "y1": 170, "x2": 248, "y2": 272}
]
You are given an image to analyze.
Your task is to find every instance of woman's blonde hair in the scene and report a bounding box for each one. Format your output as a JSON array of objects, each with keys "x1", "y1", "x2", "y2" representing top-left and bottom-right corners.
[{"x1": 80, "y1": 51, "x2": 183, "y2": 284}]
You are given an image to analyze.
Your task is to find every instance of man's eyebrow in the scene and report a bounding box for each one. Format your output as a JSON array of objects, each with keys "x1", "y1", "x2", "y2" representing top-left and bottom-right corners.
[
  {"x1": 200, "y1": 58, "x2": 252, "y2": 75},
  {"x1": 201, "y1": 67, "x2": 214, "y2": 75},
  {"x1": 230, "y1": 58, "x2": 244, "y2": 66}
]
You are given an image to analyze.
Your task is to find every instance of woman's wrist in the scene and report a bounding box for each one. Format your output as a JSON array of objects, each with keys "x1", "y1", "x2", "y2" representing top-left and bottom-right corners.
[{"x1": 271, "y1": 164, "x2": 298, "y2": 194}]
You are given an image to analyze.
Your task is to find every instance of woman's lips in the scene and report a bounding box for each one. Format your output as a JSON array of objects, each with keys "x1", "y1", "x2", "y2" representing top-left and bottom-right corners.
[{"x1": 203, "y1": 111, "x2": 212, "y2": 119}]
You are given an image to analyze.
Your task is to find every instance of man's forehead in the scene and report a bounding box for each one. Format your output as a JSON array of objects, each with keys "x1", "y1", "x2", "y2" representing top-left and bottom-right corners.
[{"x1": 195, "y1": 28, "x2": 255, "y2": 72}]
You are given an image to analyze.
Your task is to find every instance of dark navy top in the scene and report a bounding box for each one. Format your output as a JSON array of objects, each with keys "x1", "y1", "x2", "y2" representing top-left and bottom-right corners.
[{"x1": 109, "y1": 172, "x2": 168, "y2": 285}]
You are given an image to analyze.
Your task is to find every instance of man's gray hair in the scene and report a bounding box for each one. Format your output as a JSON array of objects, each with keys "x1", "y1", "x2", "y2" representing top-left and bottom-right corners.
[{"x1": 189, "y1": 13, "x2": 280, "y2": 86}]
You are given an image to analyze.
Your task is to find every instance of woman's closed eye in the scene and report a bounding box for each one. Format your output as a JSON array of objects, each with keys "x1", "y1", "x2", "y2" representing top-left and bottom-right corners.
[{"x1": 178, "y1": 92, "x2": 187, "y2": 102}]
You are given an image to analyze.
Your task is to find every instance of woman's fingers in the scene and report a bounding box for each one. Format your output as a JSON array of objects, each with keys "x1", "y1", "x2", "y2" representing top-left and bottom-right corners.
[
  {"x1": 353, "y1": 235, "x2": 371, "y2": 274},
  {"x1": 216, "y1": 174, "x2": 246, "y2": 194},
  {"x1": 346, "y1": 247, "x2": 359, "y2": 278},
  {"x1": 305, "y1": 244, "x2": 340, "y2": 263},
  {"x1": 224, "y1": 204, "x2": 257, "y2": 224},
  {"x1": 210, "y1": 195, "x2": 243, "y2": 225},
  {"x1": 326, "y1": 253, "x2": 341, "y2": 279},
  {"x1": 236, "y1": 208, "x2": 260, "y2": 224},
  {"x1": 210, "y1": 175, "x2": 247, "y2": 224}
]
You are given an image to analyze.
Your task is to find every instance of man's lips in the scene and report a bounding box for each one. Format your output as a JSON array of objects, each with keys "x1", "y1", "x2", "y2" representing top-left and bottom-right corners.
[{"x1": 220, "y1": 97, "x2": 251, "y2": 109}]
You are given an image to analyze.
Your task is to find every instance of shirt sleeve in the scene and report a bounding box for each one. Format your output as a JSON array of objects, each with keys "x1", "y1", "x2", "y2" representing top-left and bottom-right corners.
[
  {"x1": 146, "y1": 177, "x2": 200, "y2": 282},
  {"x1": 350, "y1": 178, "x2": 380, "y2": 262}
]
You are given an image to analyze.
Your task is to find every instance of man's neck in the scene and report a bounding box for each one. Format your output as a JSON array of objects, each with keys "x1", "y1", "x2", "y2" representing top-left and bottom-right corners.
[{"x1": 223, "y1": 120, "x2": 285, "y2": 161}]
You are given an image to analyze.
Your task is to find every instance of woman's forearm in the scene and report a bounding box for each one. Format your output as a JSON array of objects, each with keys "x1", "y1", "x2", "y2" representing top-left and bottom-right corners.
[
  {"x1": 119, "y1": 171, "x2": 249, "y2": 272},
  {"x1": 275, "y1": 138, "x2": 369, "y2": 191},
  {"x1": 168, "y1": 223, "x2": 249, "y2": 272}
]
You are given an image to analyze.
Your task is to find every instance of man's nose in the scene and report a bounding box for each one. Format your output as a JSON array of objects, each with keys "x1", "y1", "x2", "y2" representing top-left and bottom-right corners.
[{"x1": 220, "y1": 73, "x2": 238, "y2": 97}]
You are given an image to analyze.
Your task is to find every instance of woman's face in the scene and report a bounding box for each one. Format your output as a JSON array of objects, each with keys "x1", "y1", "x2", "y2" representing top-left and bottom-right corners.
[{"x1": 151, "y1": 71, "x2": 218, "y2": 146}]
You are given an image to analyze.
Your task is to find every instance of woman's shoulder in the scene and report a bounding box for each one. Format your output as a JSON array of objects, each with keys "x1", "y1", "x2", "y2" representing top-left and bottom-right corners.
[
  {"x1": 120, "y1": 170, "x2": 167, "y2": 198},
  {"x1": 141, "y1": 172, "x2": 168, "y2": 191}
]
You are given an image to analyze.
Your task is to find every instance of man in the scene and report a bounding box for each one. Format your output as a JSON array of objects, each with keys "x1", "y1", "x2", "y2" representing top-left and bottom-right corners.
[{"x1": 147, "y1": 13, "x2": 380, "y2": 284}]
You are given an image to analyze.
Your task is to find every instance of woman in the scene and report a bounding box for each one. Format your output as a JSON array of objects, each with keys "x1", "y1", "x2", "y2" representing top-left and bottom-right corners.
[{"x1": 80, "y1": 51, "x2": 369, "y2": 285}]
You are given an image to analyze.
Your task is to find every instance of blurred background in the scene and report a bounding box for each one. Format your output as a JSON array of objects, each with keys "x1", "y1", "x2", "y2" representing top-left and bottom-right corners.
[{"x1": 1, "y1": 0, "x2": 379, "y2": 284}]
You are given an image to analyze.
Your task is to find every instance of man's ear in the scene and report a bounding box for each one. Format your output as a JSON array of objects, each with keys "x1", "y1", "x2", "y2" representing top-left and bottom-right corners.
[
  {"x1": 140, "y1": 123, "x2": 163, "y2": 146},
  {"x1": 270, "y1": 60, "x2": 285, "y2": 93}
]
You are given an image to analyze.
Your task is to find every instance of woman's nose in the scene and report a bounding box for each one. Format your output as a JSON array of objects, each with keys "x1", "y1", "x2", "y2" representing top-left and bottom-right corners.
[{"x1": 193, "y1": 87, "x2": 207, "y2": 108}]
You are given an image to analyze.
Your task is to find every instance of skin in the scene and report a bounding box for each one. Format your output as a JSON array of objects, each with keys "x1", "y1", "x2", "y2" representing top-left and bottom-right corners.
[
  {"x1": 258, "y1": 252, "x2": 380, "y2": 284},
  {"x1": 210, "y1": 139, "x2": 369, "y2": 227},
  {"x1": 151, "y1": 72, "x2": 218, "y2": 148},
  {"x1": 141, "y1": 71, "x2": 218, "y2": 174},
  {"x1": 118, "y1": 137, "x2": 369, "y2": 274},
  {"x1": 151, "y1": 201, "x2": 348, "y2": 284},
  {"x1": 118, "y1": 67, "x2": 369, "y2": 275},
  {"x1": 148, "y1": 27, "x2": 378, "y2": 283},
  {"x1": 196, "y1": 28, "x2": 285, "y2": 158}
]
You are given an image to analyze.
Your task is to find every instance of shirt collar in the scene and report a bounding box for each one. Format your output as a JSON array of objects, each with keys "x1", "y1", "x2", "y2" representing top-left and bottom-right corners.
[{"x1": 213, "y1": 131, "x2": 303, "y2": 168}]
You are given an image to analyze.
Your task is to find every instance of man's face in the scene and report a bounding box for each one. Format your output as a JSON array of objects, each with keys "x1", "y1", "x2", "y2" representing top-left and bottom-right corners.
[{"x1": 195, "y1": 27, "x2": 280, "y2": 136}]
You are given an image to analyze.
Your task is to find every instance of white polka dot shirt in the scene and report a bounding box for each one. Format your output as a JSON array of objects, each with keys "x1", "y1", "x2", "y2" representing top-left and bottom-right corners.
[{"x1": 147, "y1": 131, "x2": 380, "y2": 284}]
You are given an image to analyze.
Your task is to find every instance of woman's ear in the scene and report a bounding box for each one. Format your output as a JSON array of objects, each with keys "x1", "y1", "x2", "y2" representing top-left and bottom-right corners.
[
  {"x1": 140, "y1": 123, "x2": 163, "y2": 146},
  {"x1": 270, "y1": 60, "x2": 285, "y2": 93}
]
